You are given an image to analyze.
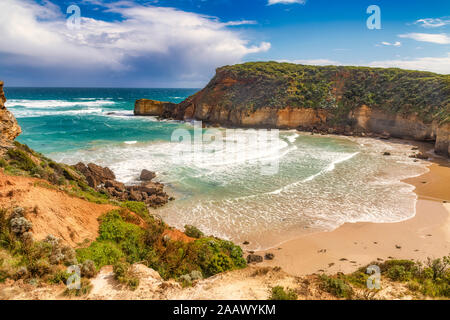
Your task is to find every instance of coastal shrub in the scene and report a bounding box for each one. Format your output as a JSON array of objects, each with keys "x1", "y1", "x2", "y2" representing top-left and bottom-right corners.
[
  {"x1": 121, "y1": 201, "x2": 148, "y2": 220},
  {"x1": 184, "y1": 225, "x2": 204, "y2": 239},
  {"x1": 319, "y1": 275, "x2": 354, "y2": 299},
  {"x1": 387, "y1": 265, "x2": 411, "y2": 282},
  {"x1": 7, "y1": 148, "x2": 36, "y2": 172},
  {"x1": 64, "y1": 278, "x2": 93, "y2": 297},
  {"x1": 113, "y1": 260, "x2": 140, "y2": 290},
  {"x1": 76, "y1": 241, "x2": 124, "y2": 269},
  {"x1": 270, "y1": 286, "x2": 298, "y2": 300}
]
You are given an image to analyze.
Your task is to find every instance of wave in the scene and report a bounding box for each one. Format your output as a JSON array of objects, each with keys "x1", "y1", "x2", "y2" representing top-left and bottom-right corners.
[
  {"x1": 12, "y1": 108, "x2": 104, "y2": 118},
  {"x1": 6, "y1": 99, "x2": 115, "y2": 108},
  {"x1": 268, "y1": 151, "x2": 359, "y2": 195}
]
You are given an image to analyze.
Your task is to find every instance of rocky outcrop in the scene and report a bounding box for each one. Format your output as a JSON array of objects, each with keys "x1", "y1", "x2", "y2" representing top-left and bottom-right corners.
[
  {"x1": 134, "y1": 62, "x2": 450, "y2": 157},
  {"x1": 74, "y1": 163, "x2": 170, "y2": 208},
  {"x1": 0, "y1": 81, "x2": 21, "y2": 155},
  {"x1": 134, "y1": 99, "x2": 177, "y2": 117}
]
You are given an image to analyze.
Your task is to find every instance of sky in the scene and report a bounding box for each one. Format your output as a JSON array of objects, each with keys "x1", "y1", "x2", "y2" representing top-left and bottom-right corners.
[{"x1": 0, "y1": 0, "x2": 449, "y2": 87}]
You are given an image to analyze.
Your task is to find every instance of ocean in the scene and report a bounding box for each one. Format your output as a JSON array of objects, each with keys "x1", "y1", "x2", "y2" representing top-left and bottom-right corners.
[{"x1": 4, "y1": 87, "x2": 429, "y2": 250}]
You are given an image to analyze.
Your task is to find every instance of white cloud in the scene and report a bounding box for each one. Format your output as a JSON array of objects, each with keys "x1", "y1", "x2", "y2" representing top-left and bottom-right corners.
[
  {"x1": 368, "y1": 53, "x2": 450, "y2": 74},
  {"x1": 399, "y1": 33, "x2": 450, "y2": 44},
  {"x1": 223, "y1": 20, "x2": 258, "y2": 26},
  {"x1": 0, "y1": 0, "x2": 270, "y2": 85},
  {"x1": 278, "y1": 55, "x2": 450, "y2": 75},
  {"x1": 268, "y1": 0, "x2": 306, "y2": 5},
  {"x1": 380, "y1": 41, "x2": 402, "y2": 47},
  {"x1": 414, "y1": 18, "x2": 450, "y2": 28},
  {"x1": 278, "y1": 59, "x2": 341, "y2": 66}
]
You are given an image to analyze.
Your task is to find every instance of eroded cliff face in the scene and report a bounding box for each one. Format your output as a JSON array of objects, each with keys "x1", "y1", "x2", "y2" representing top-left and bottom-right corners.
[
  {"x1": 0, "y1": 81, "x2": 21, "y2": 155},
  {"x1": 134, "y1": 63, "x2": 450, "y2": 157}
]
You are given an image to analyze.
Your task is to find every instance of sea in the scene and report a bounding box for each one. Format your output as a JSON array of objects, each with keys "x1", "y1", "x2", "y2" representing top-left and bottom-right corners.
[{"x1": 4, "y1": 87, "x2": 429, "y2": 250}]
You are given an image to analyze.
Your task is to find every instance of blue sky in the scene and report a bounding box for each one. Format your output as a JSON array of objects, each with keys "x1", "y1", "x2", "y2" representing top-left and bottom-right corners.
[{"x1": 0, "y1": 0, "x2": 448, "y2": 87}]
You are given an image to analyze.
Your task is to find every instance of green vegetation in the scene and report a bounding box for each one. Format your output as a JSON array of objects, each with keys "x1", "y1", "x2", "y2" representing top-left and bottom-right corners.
[
  {"x1": 269, "y1": 286, "x2": 298, "y2": 300},
  {"x1": 205, "y1": 62, "x2": 449, "y2": 124},
  {"x1": 113, "y1": 260, "x2": 140, "y2": 290},
  {"x1": 319, "y1": 274, "x2": 354, "y2": 299},
  {"x1": 77, "y1": 209, "x2": 246, "y2": 281},
  {"x1": 121, "y1": 201, "x2": 149, "y2": 220},
  {"x1": 184, "y1": 225, "x2": 204, "y2": 239},
  {"x1": 378, "y1": 258, "x2": 450, "y2": 298}
]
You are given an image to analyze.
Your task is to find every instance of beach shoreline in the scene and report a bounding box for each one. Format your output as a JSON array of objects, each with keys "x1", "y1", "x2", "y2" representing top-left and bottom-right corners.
[{"x1": 257, "y1": 141, "x2": 450, "y2": 276}]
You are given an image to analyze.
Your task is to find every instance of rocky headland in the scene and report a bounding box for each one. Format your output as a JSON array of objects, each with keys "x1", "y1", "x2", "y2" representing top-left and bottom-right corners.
[
  {"x1": 0, "y1": 81, "x2": 21, "y2": 156},
  {"x1": 135, "y1": 62, "x2": 450, "y2": 157}
]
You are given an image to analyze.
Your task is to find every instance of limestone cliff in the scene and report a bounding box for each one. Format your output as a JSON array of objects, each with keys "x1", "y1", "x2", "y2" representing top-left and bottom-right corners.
[
  {"x1": 0, "y1": 81, "x2": 21, "y2": 155},
  {"x1": 134, "y1": 62, "x2": 450, "y2": 157}
]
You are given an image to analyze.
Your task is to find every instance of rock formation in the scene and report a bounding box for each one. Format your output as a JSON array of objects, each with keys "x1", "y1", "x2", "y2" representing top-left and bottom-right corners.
[
  {"x1": 0, "y1": 81, "x2": 21, "y2": 155},
  {"x1": 134, "y1": 62, "x2": 450, "y2": 157},
  {"x1": 74, "y1": 162, "x2": 169, "y2": 208}
]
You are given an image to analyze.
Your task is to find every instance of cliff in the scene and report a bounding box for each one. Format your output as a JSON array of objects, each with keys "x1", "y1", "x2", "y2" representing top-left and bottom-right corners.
[
  {"x1": 135, "y1": 62, "x2": 450, "y2": 157},
  {"x1": 0, "y1": 81, "x2": 21, "y2": 155}
]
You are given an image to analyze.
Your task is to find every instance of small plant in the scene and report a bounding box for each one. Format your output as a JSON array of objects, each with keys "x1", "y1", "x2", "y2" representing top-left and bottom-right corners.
[
  {"x1": 387, "y1": 265, "x2": 411, "y2": 282},
  {"x1": 64, "y1": 278, "x2": 93, "y2": 297},
  {"x1": 184, "y1": 225, "x2": 204, "y2": 239},
  {"x1": 269, "y1": 286, "x2": 297, "y2": 300},
  {"x1": 113, "y1": 260, "x2": 139, "y2": 290},
  {"x1": 319, "y1": 275, "x2": 354, "y2": 299}
]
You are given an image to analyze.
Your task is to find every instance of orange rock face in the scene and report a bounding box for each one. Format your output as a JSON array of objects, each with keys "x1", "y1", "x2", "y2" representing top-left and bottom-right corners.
[{"x1": 0, "y1": 81, "x2": 21, "y2": 154}]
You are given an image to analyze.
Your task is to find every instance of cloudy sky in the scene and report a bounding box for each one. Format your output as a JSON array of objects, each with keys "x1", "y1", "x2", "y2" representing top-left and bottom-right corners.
[{"x1": 0, "y1": 0, "x2": 448, "y2": 87}]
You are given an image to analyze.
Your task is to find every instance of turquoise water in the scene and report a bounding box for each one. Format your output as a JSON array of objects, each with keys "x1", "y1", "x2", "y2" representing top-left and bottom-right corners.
[
  {"x1": 5, "y1": 87, "x2": 198, "y2": 153},
  {"x1": 4, "y1": 88, "x2": 429, "y2": 250}
]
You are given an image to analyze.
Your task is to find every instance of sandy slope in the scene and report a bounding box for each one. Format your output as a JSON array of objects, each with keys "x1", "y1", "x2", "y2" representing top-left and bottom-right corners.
[{"x1": 0, "y1": 169, "x2": 117, "y2": 246}]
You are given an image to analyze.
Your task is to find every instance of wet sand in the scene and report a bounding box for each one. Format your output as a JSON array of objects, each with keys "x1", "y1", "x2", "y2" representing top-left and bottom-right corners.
[{"x1": 258, "y1": 148, "x2": 450, "y2": 276}]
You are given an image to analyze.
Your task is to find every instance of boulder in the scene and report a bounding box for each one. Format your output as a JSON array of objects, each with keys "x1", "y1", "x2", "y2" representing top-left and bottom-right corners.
[
  {"x1": 246, "y1": 254, "x2": 263, "y2": 264},
  {"x1": 139, "y1": 169, "x2": 156, "y2": 181},
  {"x1": 264, "y1": 253, "x2": 275, "y2": 260}
]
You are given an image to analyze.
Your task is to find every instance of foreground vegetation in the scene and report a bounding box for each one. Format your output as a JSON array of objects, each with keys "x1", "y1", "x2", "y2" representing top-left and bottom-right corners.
[
  {"x1": 0, "y1": 141, "x2": 247, "y2": 293},
  {"x1": 206, "y1": 62, "x2": 449, "y2": 124},
  {"x1": 319, "y1": 257, "x2": 450, "y2": 299}
]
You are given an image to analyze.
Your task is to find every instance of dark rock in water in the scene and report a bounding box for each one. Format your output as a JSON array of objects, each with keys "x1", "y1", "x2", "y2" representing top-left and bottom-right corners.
[
  {"x1": 415, "y1": 152, "x2": 429, "y2": 160},
  {"x1": 409, "y1": 152, "x2": 428, "y2": 160},
  {"x1": 247, "y1": 254, "x2": 263, "y2": 264},
  {"x1": 243, "y1": 241, "x2": 250, "y2": 245},
  {"x1": 264, "y1": 253, "x2": 275, "y2": 260},
  {"x1": 140, "y1": 169, "x2": 156, "y2": 181},
  {"x1": 383, "y1": 152, "x2": 391, "y2": 156}
]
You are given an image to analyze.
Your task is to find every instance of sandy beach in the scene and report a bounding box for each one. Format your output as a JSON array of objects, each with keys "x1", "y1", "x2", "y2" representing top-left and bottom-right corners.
[{"x1": 258, "y1": 147, "x2": 450, "y2": 276}]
